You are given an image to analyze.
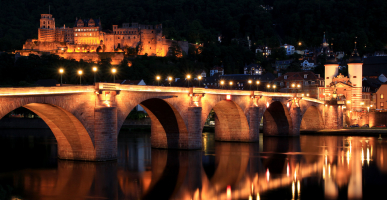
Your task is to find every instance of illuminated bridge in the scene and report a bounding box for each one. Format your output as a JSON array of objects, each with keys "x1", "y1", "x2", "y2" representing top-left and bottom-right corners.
[{"x1": 0, "y1": 83, "x2": 343, "y2": 161}]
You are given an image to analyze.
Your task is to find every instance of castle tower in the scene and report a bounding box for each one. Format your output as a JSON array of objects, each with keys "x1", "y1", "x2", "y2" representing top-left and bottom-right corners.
[
  {"x1": 38, "y1": 14, "x2": 56, "y2": 42},
  {"x1": 348, "y1": 40, "x2": 363, "y2": 111}
]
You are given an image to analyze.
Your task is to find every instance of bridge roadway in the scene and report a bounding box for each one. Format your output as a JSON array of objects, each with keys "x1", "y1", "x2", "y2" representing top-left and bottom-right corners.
[{"x1": 0, "y1": 83, "x2": 343, "y2": 161}]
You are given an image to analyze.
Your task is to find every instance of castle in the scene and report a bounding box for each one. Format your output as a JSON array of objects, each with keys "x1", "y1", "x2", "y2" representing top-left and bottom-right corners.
[{"x1": 17, "y1": 14, "x2": 189, "y2": 64}]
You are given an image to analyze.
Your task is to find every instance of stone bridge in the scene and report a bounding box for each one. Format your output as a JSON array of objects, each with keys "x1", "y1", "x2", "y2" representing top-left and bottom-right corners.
[{"x1": 0, "y1": 83, "x2": 343, "y2": 161}]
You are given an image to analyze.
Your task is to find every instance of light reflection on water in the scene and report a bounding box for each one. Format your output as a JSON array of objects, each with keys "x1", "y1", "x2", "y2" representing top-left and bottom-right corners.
[{"x1": 0, "y1": 130, "x2": 387, "y2": 200}]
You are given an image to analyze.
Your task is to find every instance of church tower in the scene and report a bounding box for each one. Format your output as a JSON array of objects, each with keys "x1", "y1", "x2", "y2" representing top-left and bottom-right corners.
[
  {"x1": 38, "y1": 14, "x2": 56, "y2": 42},
  {"x1": 347, "y1": 39, "x2": 363, "y2": 111}
]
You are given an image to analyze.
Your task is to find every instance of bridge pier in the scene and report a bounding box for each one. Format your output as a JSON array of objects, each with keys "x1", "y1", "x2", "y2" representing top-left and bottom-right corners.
[
  {"x1": 289, "y1": 105, "x2": 301, "y2": 136},
  {"x1": 187, "y1": 106, "x2": 203, "y2": 149},
  {"x1": 324, "y1": 104, "x2": 343, "y2": 129},
  {"x1": 94, "y1": 106, "x2": 118, "y2": 161}
]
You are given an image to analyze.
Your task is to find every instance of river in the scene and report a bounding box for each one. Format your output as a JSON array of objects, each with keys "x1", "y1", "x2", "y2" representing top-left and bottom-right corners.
[{"x1": 0, "y1": 128, "x2": 386, "y2": 200}]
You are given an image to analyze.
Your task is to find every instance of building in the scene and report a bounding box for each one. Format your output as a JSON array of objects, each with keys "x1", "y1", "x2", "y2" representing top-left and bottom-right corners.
[
  {"x1": 255, "y1": 46, "x2": 271, "y2": 56},
  {"x1": 280, "y1": 44, "x2": 295, "y2": 55},
  {"x1": 244, "y1": 63, "x2": 263, "y2": 75},
  {"x1": 300, "y1": 59, "x2": 315, "y2": 70},
  {"x1": 210, "y1": 65, "x2": 224, "y2": 77},
  {"x1": 375, "y1": 84, "x2": 387, "y2": 110},
  {"x1": 274, "y1": 59, "x2": 293, "y2": 71},
  {"x1": 273, "y1": 71, "x2": 324, "y2": 98},
  {"x1": 17, "y1": 14, "x2": 189, "y2": 64}
]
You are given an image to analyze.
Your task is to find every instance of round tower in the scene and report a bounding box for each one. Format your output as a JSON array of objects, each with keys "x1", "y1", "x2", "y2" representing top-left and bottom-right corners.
[
  {"x1": 348, "y1": 47, "x2": 363, "y2": 111},
  {"x1": 324, "y1": 54, "x2": 339, "y2": 87}
]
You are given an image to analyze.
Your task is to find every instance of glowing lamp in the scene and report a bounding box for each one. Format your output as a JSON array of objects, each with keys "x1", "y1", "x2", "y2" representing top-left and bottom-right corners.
[
  {"x1": 168, "y1": 77, "x2": 172, "y2": 81},
  {"x1": 112, "y1": 68, "x2": 117, "y2": 74},
  {"x1": 248, "y1": 80, "x2": 252, "y2": 84},
  {"x1": 78, "y1": 70, "x2": 83, "y2": 75},
  {"x1": 156, "y1": 76, "x2": 160, "y2": 80},
  {"x1": 59, "y1": 68, "x2": 64, "y2": 74},
  {"x1": 266, "y1": 102, "x2": 270, "y2": 108},
  {"x1": 198, "y1": 75, "x2": 202, "y2": 80},
  {"x1": 92, "y1": 67, "x2": 97, "y2": 72},
  {"x1": 347, "y1": 100, "x2": 351, "y2": 104},
  {"x1": 287, "y1": 102, "x2": 290, "y2": 108},
  {"x1": 226, "y1": 94, "x2": 231, "y2": 100},
  {"x1": 187, "y1": 74, "x2": 191, "y2": 79}
]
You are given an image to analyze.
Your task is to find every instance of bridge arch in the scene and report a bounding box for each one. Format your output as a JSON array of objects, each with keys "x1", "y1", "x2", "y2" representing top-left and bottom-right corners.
[
  {"x1": 262, "y1": 101, "x2": 293, "y2": 136},
  {"x1": 0, "y1": 102, "x2": 95, "y2": 161},
  {"x1": 118, "y1": 98, "x2": 188, "y2": 149},
  {"x1": 300, "y1": 105, "x2": 324, "y2": 130},
  {"x1": 204, "y1": 100, "x2": 250, "y2": 141}
]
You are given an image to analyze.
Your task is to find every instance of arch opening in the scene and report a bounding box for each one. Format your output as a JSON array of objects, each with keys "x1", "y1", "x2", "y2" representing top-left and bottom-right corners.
[
  {"x1": 263, "y1": 101, "x2": 292, "y2": 136},
  {"x1": 0, "y1": 103, "x2": 95, "y2": 160},
  {"x1": 119, "y1": 98, "x2": 188, "y2": 149},
  {"x1": 204, "y1": 100, "x2": 250, "y2": 141},
  {"x1": 300, "y1": 105, "x2": 324, "y2": 130}
]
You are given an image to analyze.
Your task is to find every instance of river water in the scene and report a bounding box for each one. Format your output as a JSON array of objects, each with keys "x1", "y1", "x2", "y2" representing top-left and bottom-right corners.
[{"x1": 0, "y1": 129, "x2": 387, "y2": 200}]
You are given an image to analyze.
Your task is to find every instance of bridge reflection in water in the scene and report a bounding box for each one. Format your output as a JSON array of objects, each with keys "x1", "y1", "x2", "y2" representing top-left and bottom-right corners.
[{"x1": 1, "y1": 133, "x2": 386, "y2": 200}]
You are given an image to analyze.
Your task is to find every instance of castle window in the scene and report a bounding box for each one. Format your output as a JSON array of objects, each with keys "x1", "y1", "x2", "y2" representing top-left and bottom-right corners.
[
  {"x1": 381, "y1": 94, "x2": 384, "y2": 99},
  {"x1": 353, "y1": 76, "x2": 357, "y2": 78},
  {"x1": 134, "y1": 37, "x2": 136, "y2": 39},
  {"x1": 150, "y1": 47, "x2": 151, "y2": 49},
  {"x1": 152, "y1": 31, "x2": 153, "y2": 33},
  {"x1": 129, "y1": 36, "x2": 130, "y2": 39},
  {"x1": 381, "y1": 102, "x2": 384, "y2": 107},
  {"x1": 43, "y1": 21, "x2": 45, "y2": 24},
  {"x1": 48, "y1": 26, "x2": 50, "y2": 29}
]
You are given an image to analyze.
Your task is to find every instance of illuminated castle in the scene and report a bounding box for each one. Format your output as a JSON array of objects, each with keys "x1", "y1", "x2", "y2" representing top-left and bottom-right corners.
[{"x1": 17, "y1": 14, "x2": 189, "y2": 64}]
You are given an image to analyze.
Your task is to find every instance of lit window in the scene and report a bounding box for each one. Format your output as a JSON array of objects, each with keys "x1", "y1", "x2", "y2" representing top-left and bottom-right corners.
[
  {"x1": 381, "y1": 94, "x2": 384, "y2": 99},
  {"x1": 381, "y1": 102, "x2": 384, "y2": 107}
]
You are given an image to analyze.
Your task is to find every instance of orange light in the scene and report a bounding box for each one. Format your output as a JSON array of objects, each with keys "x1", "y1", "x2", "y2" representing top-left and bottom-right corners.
[
  {"x1": 266, "y1": 102, "x2": 270, "y2": 108},
  {"x1": 227, "y1": 185, "x2": 231, "y2": 200},
  {"x1": 226, "y1": 94, "x2": 231, "y2": 100}
]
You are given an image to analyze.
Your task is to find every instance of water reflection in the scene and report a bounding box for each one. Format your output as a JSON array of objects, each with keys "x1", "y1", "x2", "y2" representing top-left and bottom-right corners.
[{"x1": 2, "y1": 131, "x2": 387, "y2": 199}]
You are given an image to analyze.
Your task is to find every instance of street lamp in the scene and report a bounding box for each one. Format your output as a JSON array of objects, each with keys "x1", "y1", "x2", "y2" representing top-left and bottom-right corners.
[
  {"x1": 59, "y1": 68, "x2": 64, "y2": 86},
  {"x1": 220, "y1": 80, "x2": 224, "y2": 89},
  {"x1": 297, "y1": 84, "x2": 301, "y2": 93},
  {"x1": 198, "y1": 75, "x2": 202, "y2": 87},
  {"x1": 256, "y1": 80, "x2": 260, "y2": 90},
  {"x1": 273, "y1": 84, "x2": 277, "y2": 92},
  {"x1": 229, "y1": 81, "x2": 233, "y2": 89},
  {"x1": 78, "y1": 70, "x2": 83, "y2": 85},
  {"x1": 112, "y1": 68, "x2": 117, "y2": 83},
  {"x1": 156, "y1": 75, "x2": 161, "y2": 86},
  {"x1": 248, "y1": 80, "x2": 252, "y2": 90},
  {"x1": 92, "y1": 67, "x2": 97, "y2": 84},
  {"x1": 168, "y1": 76, "x2": 172, "y2": 86},
  {"x1": 187, "y1": 74, "x2": 191, "y2": 87},
  {"x1": 267, "y1": 84, "x2": 271, "y2": 92}
]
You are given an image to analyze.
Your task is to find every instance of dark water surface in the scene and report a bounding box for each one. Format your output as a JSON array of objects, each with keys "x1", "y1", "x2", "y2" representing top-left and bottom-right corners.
[{"x1": 1, "y1": 129, "x2": 387, "y2": 200}]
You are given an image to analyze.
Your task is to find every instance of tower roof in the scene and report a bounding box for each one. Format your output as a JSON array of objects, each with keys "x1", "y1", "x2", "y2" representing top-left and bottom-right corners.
[
  {"x1": 326, "y1": 53, "x2": 337, "y2": 64},
  {"x1": 348, "y1": 38, "x2": 362, "y2": 63}
]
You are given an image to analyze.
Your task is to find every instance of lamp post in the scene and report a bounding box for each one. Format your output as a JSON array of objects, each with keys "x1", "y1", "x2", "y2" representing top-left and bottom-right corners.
[
  {"x1": 297, "y1": 84, "x2": 301, "y2": 93},
  {"x1": 248, "y1": 80, "x2": 252, "y2": 90},
  {"x1": 198, "y1": 75, "x2": 202, "y2": 87},
  {"x1": 168, "y1": 76, "x2": 172, "y2": 86},
  {"x1": 78, "y1": 70, "x2": 83, "y2": 85},
  {"x1": 112, "y1": 68, "x2": 117, "y2": 83},
  {"x1": 229, "y1": 81, "x2": 233, "y2": 90},
  {"x1": 256, "y1": 80, "x2": 260, "y2": 90},
  {"x1": 273, "y1": 84, "x2": 276, "y2": 92},
  {"x1": 187, "y1": 74, "x2": 191, "y2": 87},
  {"x1": 59, "y1": 68, "x2": 64, "y2": 86},
  {"x1": 92, "y1": 67, "x2": 97, "y2": 84},
  {"x1": 267, "y1": 84, "x2": 271, "y2": 92},
  {"x1": 156, "y1": 76, "x2": 161, "y2": 86},
  {"x1": 220, "y1": 80, "x2": 224, "y2": 89}
]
